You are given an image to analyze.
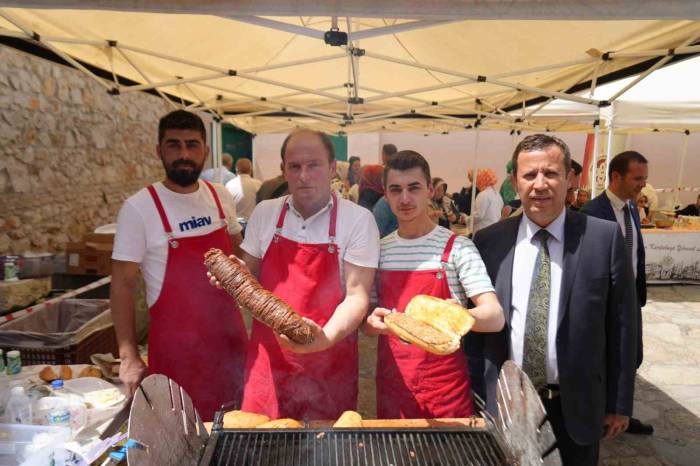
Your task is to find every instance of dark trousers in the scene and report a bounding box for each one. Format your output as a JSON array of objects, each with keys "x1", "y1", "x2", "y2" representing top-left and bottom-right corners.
[{"x1": 542, "y1": 396, "x2": 599, "y2": 466}]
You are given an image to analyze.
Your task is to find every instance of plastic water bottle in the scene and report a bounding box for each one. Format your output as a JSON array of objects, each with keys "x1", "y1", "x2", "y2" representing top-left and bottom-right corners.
[
  {"x1": 7, "y1": 386, "x2": 32, "y2": 424},
  {"x1": 46, "y1": 380, "x2": 71, "y2": 428},
  {"x1": 51, "y1": 379, "x2": 87, "y2": 433}
]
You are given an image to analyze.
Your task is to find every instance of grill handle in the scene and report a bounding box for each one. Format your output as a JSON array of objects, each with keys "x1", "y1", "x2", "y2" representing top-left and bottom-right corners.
[{"x1": 212, "y1": 401, "x2": 240, "y2": 432}]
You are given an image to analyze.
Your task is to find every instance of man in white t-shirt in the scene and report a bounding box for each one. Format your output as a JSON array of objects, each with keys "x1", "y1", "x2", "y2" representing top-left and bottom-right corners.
[
  {"x1": 363, "y1": 150, "x2": 503, "y2": 419},
  {"x1": 200, "y1": 152, "x2": 236, "y2": 185},
  {"x1": 111, "y1": 110, "x2": 248, "y2": 421},
  {"x1": 214, "y1": 129, "x2": 379, "y2": 420},
  {"x1": 225, "y1": 158, "x2": 262, "y2": 222}
]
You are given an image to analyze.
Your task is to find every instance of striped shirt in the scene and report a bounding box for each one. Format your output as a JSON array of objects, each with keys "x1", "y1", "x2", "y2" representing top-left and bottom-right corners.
[{"x1": 379, "y1": 226, "x2": 495, "y2": 305}]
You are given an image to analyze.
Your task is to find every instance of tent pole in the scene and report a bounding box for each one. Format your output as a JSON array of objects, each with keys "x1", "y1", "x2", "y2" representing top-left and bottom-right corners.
[
  {"x1": 363, "y1": 51, "x2": 600, "y2": 106},
  {"x1": 349, "y1": 19, "x2": 457, "y2": 41},
  {"x1": 604, "y1": 114, "x2": 615, "y2": 190},
  {"x1": 115, "y1": 47, "x2": 177, "y2": 110},
  {"x1": 591, "y1": 119, "x2": 601, "y2": 198},
  {"x1": 468, "y1": 114, "x2": 481, "y2": 234},
  {"x1": 609, "y1": 33, "x2": 700, "y2": 102},
  {"x1": 211, "y1": 120, "x2": 221, "y2": 184},
  {"x1": 675, "y1": 130, "x2": 690, "y2": 208}
]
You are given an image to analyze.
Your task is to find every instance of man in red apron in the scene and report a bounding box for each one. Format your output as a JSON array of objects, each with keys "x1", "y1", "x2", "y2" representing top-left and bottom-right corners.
[
  {"x1": 230, "y1": 129, "x2": 380, "y2": 420},
  {"x1": 363, "y1": 150, "x2": 504, "y2": 419},
  {"x1": 111, "y1": 110, "x2": 248, "y2": 421}
]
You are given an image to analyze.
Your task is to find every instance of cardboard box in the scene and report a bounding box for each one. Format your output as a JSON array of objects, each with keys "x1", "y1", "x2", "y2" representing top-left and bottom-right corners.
[{"x1": 65, "y1": 233, "x2": 114, "y2": 276}]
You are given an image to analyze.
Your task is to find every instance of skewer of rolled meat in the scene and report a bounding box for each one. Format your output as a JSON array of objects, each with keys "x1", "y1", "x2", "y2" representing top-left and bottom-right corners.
[{"x1": 204, "y1": 248, "x2": 314, "y2": 344}]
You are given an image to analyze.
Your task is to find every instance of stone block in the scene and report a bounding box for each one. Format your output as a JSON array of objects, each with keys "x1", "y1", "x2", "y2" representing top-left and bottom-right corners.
[{"x1": 0, "y1": 276, "x2": 51, "y2": 312}]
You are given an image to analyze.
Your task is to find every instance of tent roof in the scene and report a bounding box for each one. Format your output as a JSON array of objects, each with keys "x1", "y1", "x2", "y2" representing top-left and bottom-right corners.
[
  {"x1": 5, "y1": 1, "x2": 700, "y2": 20},
  {"x1": 1, "y1": 3, "x2": 700, "y2": 133},
  {"x1": 519, "y1": 56, "x2": 700, "y2": 132}
]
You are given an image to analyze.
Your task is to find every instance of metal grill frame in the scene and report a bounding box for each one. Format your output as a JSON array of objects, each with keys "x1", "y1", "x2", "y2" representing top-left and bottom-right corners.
[{"x1": 198, "y1": 427, "x2": 511, "y2": 466}]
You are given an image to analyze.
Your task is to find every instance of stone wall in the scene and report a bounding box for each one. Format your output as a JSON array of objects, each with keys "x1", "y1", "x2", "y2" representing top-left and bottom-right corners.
[{"x1": 0, "y1": 45, "x2": 169, "y2": 254}]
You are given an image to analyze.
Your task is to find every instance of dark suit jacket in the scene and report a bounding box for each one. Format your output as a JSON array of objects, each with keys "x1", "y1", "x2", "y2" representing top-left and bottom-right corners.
[
  {"x1": 473, "y1": 211, "x2": 638, "y2": 445},
  {"x1": 581, "y1": 192, "x2": 646, "y2": 366}
]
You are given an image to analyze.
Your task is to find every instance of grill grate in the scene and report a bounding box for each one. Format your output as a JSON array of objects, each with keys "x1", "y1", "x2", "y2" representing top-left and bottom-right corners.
[{"x1": 203, "y1": 428, "x2": 509, "y2": 466}]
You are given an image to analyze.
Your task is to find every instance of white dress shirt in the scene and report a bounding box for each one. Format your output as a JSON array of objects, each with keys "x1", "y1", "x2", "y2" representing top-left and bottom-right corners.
[
  {"x1": 226, "y1": 174, "x2": 262, "y2": 221},
  {"x1": 510, "y1": 209, "x2": 565, "y2": 384},
  {"x1": 606, "y1": 190, "x2": 638, "y2": 278},
  {"x1": 241, "y1": 195, "x2": 380, "y2": 273},
  {"x1": 472, "y1": 186, "x2": 504, "y2": 233}
]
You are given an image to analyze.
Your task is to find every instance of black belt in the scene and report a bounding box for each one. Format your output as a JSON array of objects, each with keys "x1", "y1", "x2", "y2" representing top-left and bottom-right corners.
[{"x1": 538, "y1": 384, "x2": 560, "y2": 400}]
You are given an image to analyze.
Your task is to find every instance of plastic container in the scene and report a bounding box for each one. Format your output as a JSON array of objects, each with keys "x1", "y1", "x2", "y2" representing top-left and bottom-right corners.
[
  {"x1": 0, "y1": 256, "x2": 21, "y2": 281},
  {"x1": 0, "y1": 375, "x2": 9, "y2": 422},
  {"x1": 6, "y1": 387, "x2": 32, "y2": 424},
  {"x1": 0, "y1": 423, "x2": 71, "y2": 466},
  {"x1": 0, "y1": 299, "x2": 118, "y2": 365},
  {"x1": 6, "y1": 350, "x2": 21, "y2": 375}
]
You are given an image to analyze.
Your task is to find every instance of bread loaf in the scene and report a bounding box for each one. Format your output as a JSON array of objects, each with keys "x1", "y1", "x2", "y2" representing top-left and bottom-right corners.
[
  {"x1": 333, "y1": 410, "x2": 363, "y2": 428},
  {"x1": 39, "y1": 366, "x2": 58, "y2": 383},
  {"x1": 383, "y1": 295, "x2": 475, "y2": 356},
  {"x1": 223, "y1": 410, "x2": 270, "y2": 428},
  {"x1": 204, "y1": 249, "x2": 314, "y2": 344},
  {"x1": 257, "y1": 418, "x2": 304, "y2": 428}
]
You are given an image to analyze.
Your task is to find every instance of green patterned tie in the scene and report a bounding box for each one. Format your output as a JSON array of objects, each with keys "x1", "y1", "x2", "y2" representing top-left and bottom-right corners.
[{"x1": 522, "y1": 229, "x2": 551, "y2": 390}]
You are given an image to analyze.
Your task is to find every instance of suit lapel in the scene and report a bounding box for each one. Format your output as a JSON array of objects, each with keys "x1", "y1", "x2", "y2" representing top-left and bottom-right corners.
[
  {"x1": 498, "y1": 215, "x2": 520, "y2": 326},
  {"x1": 601, "y1": 192, "x2": 617, "y2": 222},
  {"x1": 558, "y1": 211, "x2": 583, "y2": 328}
]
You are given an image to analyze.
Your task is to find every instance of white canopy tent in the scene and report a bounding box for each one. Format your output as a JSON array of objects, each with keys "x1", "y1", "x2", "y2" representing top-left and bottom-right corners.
[
  {"x1": 517, "y1": 55, "x2": 700, "y2": 200},
  {"x1": 1, "y1": 3, "x2": 699, "y2": 135}
]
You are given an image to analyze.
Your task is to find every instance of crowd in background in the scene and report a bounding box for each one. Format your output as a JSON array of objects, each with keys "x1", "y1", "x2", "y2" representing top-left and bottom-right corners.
[{"x1": 208, "y1": 143, "x2": 699, "y2": 241}]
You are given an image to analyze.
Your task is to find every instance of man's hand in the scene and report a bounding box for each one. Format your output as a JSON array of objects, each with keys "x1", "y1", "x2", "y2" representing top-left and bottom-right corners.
[
  {"x1": 277, "y1": 318, "x2": 331, "y2": 354},
  {"x1": 119, "y1": 355, "x2": 148, "y2": 397},
  {"x1": 603, "y1": 414, "x2": 629, "y2": 439},
  {"x1": 363, "y1": 307, "x2": 392, "y2": 336}
]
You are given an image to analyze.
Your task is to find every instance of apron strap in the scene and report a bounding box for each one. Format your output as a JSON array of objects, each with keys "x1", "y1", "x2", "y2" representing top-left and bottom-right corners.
[
  {"x1": 274, "y1": 194, "x2": 339, "y2": 243},
  {"x1": 275, "y1": 196, "x2": 291, "y2": 231},
  {"x1": 202, "y1": 180, "x2": 226, "y2": 220},
  {"x1": 328, "y1": 193, "x2": 338, "y2": 242},
  {"x1": 147, "y1": 185, "x2": 173, "y2": 234},
  {"x1": 441, "y1": 234, "x2": 458, "y2": 264}
]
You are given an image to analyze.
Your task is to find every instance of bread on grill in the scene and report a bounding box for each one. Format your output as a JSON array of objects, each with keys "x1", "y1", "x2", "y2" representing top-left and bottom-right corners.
[
  {"x1": 223, "y1": 410, "x2": 270, "y2": 428},
  {"x1": 257, "y1": 418, "x2": 304, "y2": 428},
  {"x1": 204, "y1": 249, "x2": 314, "y2": 344},
  {"x1": 333, "y1": 410, "x2": 363, "y2": 428}
]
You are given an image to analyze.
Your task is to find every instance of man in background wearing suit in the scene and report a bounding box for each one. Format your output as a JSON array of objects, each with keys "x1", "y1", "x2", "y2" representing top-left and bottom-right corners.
[
  {"x1": 581, "y1": 151, "x2": 652, "y2": 435},
  {"x1": 473, "y1": 134, "x2": 638, "y2": 466}
]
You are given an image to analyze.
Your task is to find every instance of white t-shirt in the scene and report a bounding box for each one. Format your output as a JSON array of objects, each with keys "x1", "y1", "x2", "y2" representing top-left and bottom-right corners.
[
  {"x1": 241, "y1": 195, "x2": 380, "y2": 276},
  {"x1": 225, "y1": 174, "x2": 262, "y2": 221},
  {"x1": 378, "y1": 226, "x2": 494, "y2": 305},
  {"x1": 112, "y1": 180, "x2": 242, "y2": 307},
  {"x1": 472, "y1": 186, "x2": 504, "y2": 233}
]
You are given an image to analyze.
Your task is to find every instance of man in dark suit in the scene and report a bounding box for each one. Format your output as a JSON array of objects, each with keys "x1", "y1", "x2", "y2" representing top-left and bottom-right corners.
[
  {"x1": 580, "y1": 151, "x2": 652, "y2": 435},
  {"x1": 473, "y1": 134, "x2": 638, "y2": 466}
]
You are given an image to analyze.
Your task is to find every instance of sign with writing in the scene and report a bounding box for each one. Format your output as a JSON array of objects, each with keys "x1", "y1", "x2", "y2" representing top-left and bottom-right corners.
[{"x1": 643, "y1": 231, "x2": 700, "y2": 284}]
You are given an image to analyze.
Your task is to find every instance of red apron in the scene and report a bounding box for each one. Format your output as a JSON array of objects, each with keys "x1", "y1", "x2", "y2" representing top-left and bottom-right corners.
[
  {"x1": 376, "y1": 234, "x2": 474, "y2": 419},
  {"x1": 146, "y1": 181, "x2": 248, "y2": 422},
  {"x1": 241, "y1": 194, "x2": 358, "y2": 420}
]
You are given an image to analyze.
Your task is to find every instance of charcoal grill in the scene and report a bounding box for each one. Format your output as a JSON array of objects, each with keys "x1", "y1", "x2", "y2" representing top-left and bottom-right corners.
[
  {"x1": 129, "y1": 362, "x2": 560, "y2": 466},
  {"x1": 199, "y1": 427, "x2": 508, "y2": 466}
]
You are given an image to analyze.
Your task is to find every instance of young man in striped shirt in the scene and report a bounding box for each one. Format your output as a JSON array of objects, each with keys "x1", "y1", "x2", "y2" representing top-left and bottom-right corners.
[{"x1": 363, "y1": 150, "x2": 504, "y2": 419}]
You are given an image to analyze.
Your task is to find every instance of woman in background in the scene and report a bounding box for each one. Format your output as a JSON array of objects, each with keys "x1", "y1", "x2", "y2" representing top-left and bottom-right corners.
[
  {"x1": 430, "y1": 178, "x2": 460, "y2": 229},
  {"x1": 358, "y1": 164, "x2": 385, "y2": 210},
  {"x1": 470, "y1": 169, "x2": 503, "y2": 234}
]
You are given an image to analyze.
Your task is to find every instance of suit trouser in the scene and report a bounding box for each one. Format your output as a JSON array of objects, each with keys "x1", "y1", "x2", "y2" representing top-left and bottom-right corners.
[{"x1": 542, "y1": 396, "x2": 600, "y2": 466}]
